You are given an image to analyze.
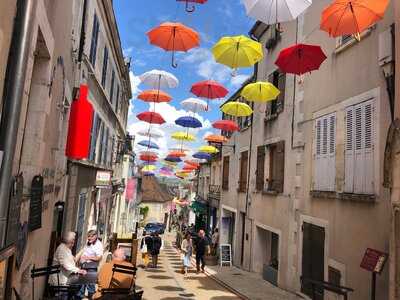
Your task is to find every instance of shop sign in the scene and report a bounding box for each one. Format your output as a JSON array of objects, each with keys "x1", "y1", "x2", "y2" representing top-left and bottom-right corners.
[
  {"x1": 96, "y1": 171, "x2": 111, "y2": 187},
  {"x1": 6, "y1": 174, "x2": 23, "y2": 246},
  {"x1": 28, "y1": 175, "x2": 43, "y2": 232},
  {"x1": 360, "y1": 248, "x2": 388, "y2": 274},
  {"x1": 220, "y1": 244, "x2": 232, "y2": 267}
]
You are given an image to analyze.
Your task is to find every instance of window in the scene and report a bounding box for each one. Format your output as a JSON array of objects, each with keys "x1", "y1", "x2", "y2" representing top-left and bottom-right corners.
[
  {"x1": 89, "y1": 113, "x2": 101, "y2": 161},
  {"x1": 103, "y1": 127, "x2": 109, "y2": 165},
  {"x1": 115, "y1": 84, "x2": 120, "y2": 113},
  {"x1": 96, "y1": 123, "x2": 104, "y2": 165},
  {"x1": 221, "y1": 113, "x2": 234, "y2": 138},
  {"x1": 314, "y1": 113, "x2": 336, "y2": 191},
  {"x1": 344, "y1": 99, "x2": 374, "y2": 194},
  {"x1": 265, "y1": 24, "x2": 281, "y2": 51},
  {"x1": 266, "y1": 141, "x2": 285, "y2": 193},
  {"x1": 110, "y1": 69, "x2": 115, "y2": 104},
  {"x1": 270, "y1": 232, "x2": 279, "y2": 270},
  {"x1": 256, "y1": 145, "x2": 266, "y2": 191},
  {"x1": 238, "y1": 151, "x2": 248, "y2": 192},
  {"x1": 266, "y1": 70, "x2": 286, "y2": 120},
  {"x1": 238, "y1": 98, "x2": 253, "y2": 130},
  {"x1": 222, "y1": 156, "x2": 230, "y2": 190},
  {"x1": 101, "y1": 47, "x2": 108, "y2": 88},
  {"x1": 89, "y1": 14, "x2": 100, "y2": 67}
]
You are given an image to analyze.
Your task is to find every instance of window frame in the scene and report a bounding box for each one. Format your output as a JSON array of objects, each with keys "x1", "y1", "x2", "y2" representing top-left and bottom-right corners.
[
  {"x1": 101, "y1": 46, "x2": 109, "y2": 88},
  {"x1": 89, "y1": 13, "x2": 100, "y2": 67}
]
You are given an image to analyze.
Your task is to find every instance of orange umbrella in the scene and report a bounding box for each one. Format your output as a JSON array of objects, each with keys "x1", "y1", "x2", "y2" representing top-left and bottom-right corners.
[
  {"x1": 184, "y1": 160, "x2": 200, "y2": 168},
  {"x1": 183, "y1": 164, "x2": 198, "y2": 170},
  {"x1": 168, "y1": 150, "x2": 186, "y2": 158},
  {"x1": 147, "y1": 22, "x2": 200, "y2": 68},
  {"x1": 138, "y1": 90, "x2": 172, "y2": 103},
  {"x1": 320, "y1": 0, "x2": 390, "y2": 38},
  {"x1": 205, "y1": 134, "x2": 228, "y2": 143}
]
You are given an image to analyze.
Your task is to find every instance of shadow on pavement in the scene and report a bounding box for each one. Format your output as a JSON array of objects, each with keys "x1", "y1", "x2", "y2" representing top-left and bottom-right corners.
[
  {"x1": 154, "y1": 285, "x2": 185, "y2": 292},
  {"x1": 147, "y1": 275, "x2": 174, "y2": 280}
]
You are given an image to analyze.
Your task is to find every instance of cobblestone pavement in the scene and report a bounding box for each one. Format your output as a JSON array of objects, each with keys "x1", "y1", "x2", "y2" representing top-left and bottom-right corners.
[{"x1": 136, "y1": 240, "x2": 241, "y2": 300}]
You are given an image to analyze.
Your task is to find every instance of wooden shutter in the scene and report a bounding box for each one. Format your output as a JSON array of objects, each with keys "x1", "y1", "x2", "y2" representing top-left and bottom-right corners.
[
  {"x1": 115, "y1": 84, "x2": 120, "y2": 113},
  {"x1": 271, "y1": 141, "x2": 285, "y2": 193},
  {"x1": 276, "y1": 72, "x2": 286, "y2": 113},
  {"x1": 101, "y1": 47, "x2": 109, "y2": 88},
  {"x1": 256, "y1": 146, "x2": 266, "y2": 191},
  {"x1": 239, "y1": 151, "x2": 248, "y2": 192},
  {"x1": 222, "y1": 156, "x2": 230, "y2": 190},
  {"x1": 89, "y1": 14, "x2": 99, "y2": 66},
  {"x1": 314, "y1": 118, "x2": 323, "y2": 190},
  {"x1": 110, "y1": 69, "x2": 115, "y2": 103},
  {"x1": 266, "y1": 73, "x2": 275, "y2": 117},
  {"x1": 345, "y1": 100, "x2": 374, "y2": 194},
  {"x1": 327, "y1": 114, "x2": 336, "y2": 191}
]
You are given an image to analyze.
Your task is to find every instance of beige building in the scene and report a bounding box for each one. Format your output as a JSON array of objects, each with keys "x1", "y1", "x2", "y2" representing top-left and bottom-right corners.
[{"x1": 220, "y1": 1, "x2": 395, "y2": 299}]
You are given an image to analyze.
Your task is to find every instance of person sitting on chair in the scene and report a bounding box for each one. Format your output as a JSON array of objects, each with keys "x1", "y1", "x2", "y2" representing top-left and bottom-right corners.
[
  {"x1": 49, "y1": 232, "x2": 87, "y2": 298},
  {"x1": 93, "y1": 248, "x2": 135, "y2": 299}
]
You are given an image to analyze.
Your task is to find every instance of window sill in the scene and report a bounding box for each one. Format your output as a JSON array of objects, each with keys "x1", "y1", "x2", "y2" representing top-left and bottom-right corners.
[
  {"x1": 310, "y1": 190, "x2": 376, "y2": 203},
  {"x1": 262, "y1": 189, "x2": 279, "y2": 196},
  {"x1": 334, "y1": 25, "x2": 375, "y2": 54}
]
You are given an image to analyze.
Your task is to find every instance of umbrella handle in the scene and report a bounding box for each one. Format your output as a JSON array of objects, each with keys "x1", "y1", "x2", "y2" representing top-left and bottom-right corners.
[
  {"x1": 231, "y1": 68, "x2": 237, "y2": 77},
  {"x1": 185, "y1": 1, "x2": 195, "y2": 13},
  {"x1": 172, "y1": 51, "x2": 178, "y2": 68}
]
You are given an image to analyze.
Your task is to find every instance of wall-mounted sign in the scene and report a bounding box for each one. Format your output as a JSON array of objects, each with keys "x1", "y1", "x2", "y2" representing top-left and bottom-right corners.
[
  {"x1": 6, "y1": 174, "x2": 23, "y2": 246},
  {"x1": 360, "y1": 248, "x2": 388, "y2": 274},
  {"x1": 96, "y1": 171, "x2": 111, "y2": 186},
  {"x1": 28, "y1": 175, "x2": 43, "y2": 232}
]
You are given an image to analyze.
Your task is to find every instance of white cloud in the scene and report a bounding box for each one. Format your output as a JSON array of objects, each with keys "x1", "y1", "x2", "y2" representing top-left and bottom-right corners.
[
  {"x1": 230, "y1": 74, "x2": 250, "y2": 89},
  {"x1": 129, "y1": 71, "x2": 141, "y2": 98}
]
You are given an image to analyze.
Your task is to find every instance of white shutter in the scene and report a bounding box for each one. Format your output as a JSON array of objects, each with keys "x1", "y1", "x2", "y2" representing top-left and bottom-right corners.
[
  {"x1": 345, "y1": 100, "x2": 375, "y2": 194},
  {"x1": 314, "y1": 113, "x2": 336, "y2": 191},
  {"x1": 345, "y1": 107, "x2": 354, "y2": 193}
]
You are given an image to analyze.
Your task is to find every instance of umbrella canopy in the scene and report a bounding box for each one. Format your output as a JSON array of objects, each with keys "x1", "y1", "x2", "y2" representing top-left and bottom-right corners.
[
  {"x1": 320, "y1": 0, "x2": 390, "y2": 38},
  {"x1": 275, "y1": 44, "x2": 327, "y2": 75},
  {"x1": 184, "y1": 160, "x2": 201, "y2": 167},
  {"x1": 212, "y1": 35, "x2": 263, "y2": 69},
  {"x1": 139, "y1": 69, "x2": 179, "y2": 89},
  {"x1": 140, "y1": 150, "x2": 159, "y2": 156},
  {"x1": 183, "y1": 164, "x2": 198, "y2": 170},
  {"x1": 199, "y1": 145, "x2": 219, "y2": 154},
  {"x1": 138, "y1": 140, "x2": 160, "y2": 150},
  {"x1": 170, "y1": 145, "x2": 190, "y2": 152},
  {"x1": 165, "y1": 156, "x2": 182, "y2": 163},
  {"x1": 204, "y1": 134, "x2": 228, "y2": 143},
  {"x1": 137, "y1": 111, "x2": 165, "y2": 124},
  {"x1": 168, "y1": 150, "x2": 187, "y2": 158},
  {"x1": 175, "y1": 116, "x2": 203, "y2": 128},
  {"x1": 212, "y1": 120, "x2": 240, "y2": 132},
  {"x1": 190, "y1": 80, "x2": 229, "y2": 99},
  {"x1": 221, "y1": 102, "x2": 253, "y2": 117},
  {"x1": 137, "y1": 127, "x2": 164, "y2": 139},
  {"x1": 138, "y1": 90, "x2": 172, "y2": 103},
  {"x1": 140, "y1": 154, "x2": 158, "y2": 162},
  {"x1": 193, "y1": 152, "x2": 211, "y2": 160},
  {"x1": 177, "y1": 0, "x2": 207, "y2": 12},
  {"x1": 171, "y1": 131, "x2": 196, "y2": 142},
  {"x1": 243, "y1": 0, "x2": 312, "y2": 25},
  {"x1": 142, "y1": 165, "x2": 156, "y2": 172},
  {"x1": 181, "y1": 98, "x2": 208, "y2": 112},
  {"x1": 147, "y1": 22, "x2": 200, "y2": 68},
  {"x1": 241, "y1": 81, "x2": 280, "y2": 102},
  {"x1": 143, "y1": 172, "x2": 155, "y2": 176}
]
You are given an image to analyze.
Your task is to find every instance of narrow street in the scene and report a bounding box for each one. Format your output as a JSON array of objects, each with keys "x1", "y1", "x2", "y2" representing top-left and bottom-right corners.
[{"x1": 136, "y1": 238, "x2": 240, "y2": 300}]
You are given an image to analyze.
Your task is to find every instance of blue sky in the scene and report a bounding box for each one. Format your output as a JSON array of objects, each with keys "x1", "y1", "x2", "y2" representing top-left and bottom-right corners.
[{"x1": 113, "y1": 0, "x2": 256, "y2": 160}]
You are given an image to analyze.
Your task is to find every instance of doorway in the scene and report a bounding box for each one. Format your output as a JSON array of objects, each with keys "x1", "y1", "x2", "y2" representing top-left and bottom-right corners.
[{"x1": 301, "y1": 222, "x2": 325, "y2": 300}]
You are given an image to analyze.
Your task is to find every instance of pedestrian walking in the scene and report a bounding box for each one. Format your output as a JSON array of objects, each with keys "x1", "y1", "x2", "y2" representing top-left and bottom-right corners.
[
  {"x1": 76, "y1": 230, "x2": 103, "y2": 299},
  {"x1": 140, "y1": 231, "x2": 151, "y2": 268},
  {"x1": 181, "y1": 233, "x2": 193, "y2": 277},
  {"x1": 151, "y1": 232, "x2": 162, "y2": 268},
  {"x1": 194, "y1": 229, "x2": 210, "y2": 273}
]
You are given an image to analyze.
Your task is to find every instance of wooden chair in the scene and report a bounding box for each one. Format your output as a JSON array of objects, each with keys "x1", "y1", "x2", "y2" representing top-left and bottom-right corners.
[{"x1": 101, "y1": 264, "x2": 143, "y2": 299}]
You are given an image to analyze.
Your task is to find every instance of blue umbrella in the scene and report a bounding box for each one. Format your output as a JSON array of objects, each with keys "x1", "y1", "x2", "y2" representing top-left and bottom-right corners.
[
  {"x1": 193, "y1": 152, "x2": 211, "y2": 160},
  {"x1": 143, "y1": 172, "x2": 155, "y2": 176},
  {"x1": 138, "y1": 140, "x2": 159, "y2": 150},
  {"x1": 165, "y1": 156, "x2": 182, "y2": 163},
  {"x1": 175, "y1": 116, "x2": 202, "y2": 128}
]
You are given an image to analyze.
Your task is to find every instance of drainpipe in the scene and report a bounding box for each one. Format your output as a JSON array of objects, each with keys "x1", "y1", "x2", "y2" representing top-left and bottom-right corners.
[{"x1": 0, "y1": 0, "x2": 37, "y2": 249}]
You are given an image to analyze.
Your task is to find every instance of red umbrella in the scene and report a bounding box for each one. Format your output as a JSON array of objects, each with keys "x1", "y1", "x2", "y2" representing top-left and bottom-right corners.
[
  {"x1": 177, "y1": 0, "x2": 207, "y2": 12},
  {"x1": 212, "y1": 120, "x2": 240, "y2": 132},
  {"x1": 137, "y1": 111, "x2": 165, "y2": 124},
  {"x1": 183, "y1": 164, "x2": 198, "y2": 170},
  {"x1": 140, "y1": 154, "x2": 158, "y2": 162},
  {"x1": 275, "y1": 44, "x2": 327, "y2": 76},
  {"x1": 191, "y1": 80, "x2": 228, "y2": 99}
]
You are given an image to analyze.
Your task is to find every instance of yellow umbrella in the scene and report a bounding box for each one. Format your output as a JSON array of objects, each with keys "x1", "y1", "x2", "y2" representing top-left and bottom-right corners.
[
  {"x1": 171, "y1": 131, "x2": 196, "y2": 142},
  {"x1": 241, "y1": 81, "x2": 280, "y2": 102},
  {"x1": 199, "y1": 145, "x2": 219, "y2": 154},
  {"x1": 221, "y1": 101, "x2": 253, "y2": 117},
  {"x1": 212, "y1": 35, "x2": 263, "y2": 69},
  {"x1": 142, "y1": 165, "x2": 156, "y2": 172}
]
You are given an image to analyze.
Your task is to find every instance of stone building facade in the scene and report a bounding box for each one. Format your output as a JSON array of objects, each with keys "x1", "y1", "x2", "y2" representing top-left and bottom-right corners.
[{"x1": 219, "y1": 1, "x2": 395, "y2": 299}]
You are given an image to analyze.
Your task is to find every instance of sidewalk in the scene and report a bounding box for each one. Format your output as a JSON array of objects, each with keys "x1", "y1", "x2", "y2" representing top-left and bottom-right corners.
[{"x1": 203, "y1": 264, "x2": 303, "y2": 300}]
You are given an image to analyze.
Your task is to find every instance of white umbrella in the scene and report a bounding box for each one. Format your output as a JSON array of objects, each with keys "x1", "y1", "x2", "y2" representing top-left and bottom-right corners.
[
  {"x1": 243, "y1": 0, "x2": 312, "y2": 25},
  {"x1": 181, "y1": 98, "x2": 208, "y2": 112},
  {"x1": 139, "y1": 69, "x2": 179, "y2": 89},
  {"x1": 137, "y1": 127, "x2": 164, "y2": 139}
]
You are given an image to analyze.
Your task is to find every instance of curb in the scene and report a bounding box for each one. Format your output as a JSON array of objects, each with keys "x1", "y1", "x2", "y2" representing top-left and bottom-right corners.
[{"x1": 171, "y1": 243, "x2": 249, "y2": 300}]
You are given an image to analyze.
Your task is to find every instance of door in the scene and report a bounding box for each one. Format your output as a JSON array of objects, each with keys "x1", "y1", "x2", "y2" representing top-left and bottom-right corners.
[
  {"x1": 301, "y1": 222, "x2": 325, "y2": 300},
  {"x1": 76, "y1": 192, "x2": 87, "y2": 251}
]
